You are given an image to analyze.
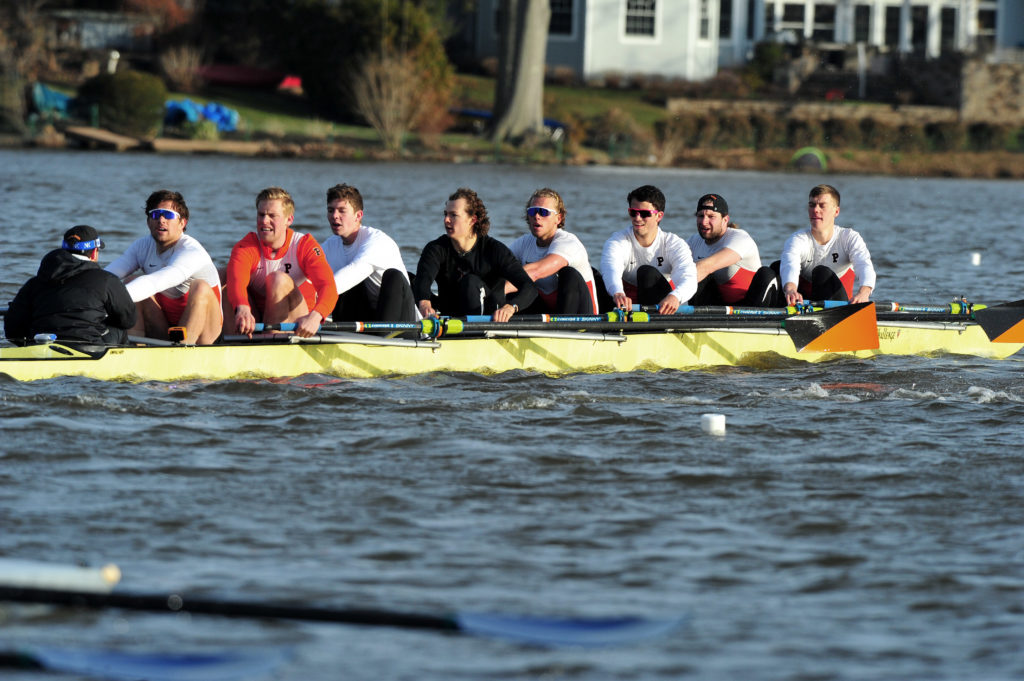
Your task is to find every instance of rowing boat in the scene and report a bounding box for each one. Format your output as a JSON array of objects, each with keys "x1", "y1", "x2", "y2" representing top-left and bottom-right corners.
[{"x1": 1, "y1": 301, "x2": 1021, "y2": 383}]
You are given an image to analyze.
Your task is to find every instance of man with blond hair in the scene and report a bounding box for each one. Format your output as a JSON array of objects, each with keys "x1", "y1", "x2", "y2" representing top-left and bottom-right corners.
[
  {"x1": 226, "y1": 187, "x2": 338, "y2": 337},
  {"x1": 506, "y1": 188, "x2": 597, "y2": 314}
]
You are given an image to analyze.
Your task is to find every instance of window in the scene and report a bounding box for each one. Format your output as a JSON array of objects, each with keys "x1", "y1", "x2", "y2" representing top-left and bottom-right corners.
[
  {"x1": 720, "y1": 0, "x2": 733, "y2": 39},
  {"x1": 854, "y1": 4, "x2": 870, "y2": 43},
  {"x1": 779, "y1": 3, "x2": 804, "y2": 36},
  {"x1": 884, "y1": 6, "x2": 900, "y2": 47},
  {"x1": 812, "y1": 4, "x2": 835, "y2": 42},
  {"x1": 911, "y1": 5, "x2": 928, "y2": 53},
  {"x1": 746, "y1": 0, "x2": 756, "y2": 39},
  {"x1": 625, "y1": 0, "x2": 656, "y2": 37},
  {"x1": 700, "y1": 0, "x2": 711, "y2": 39},
  {"x1": 940, "y1": 7, "x2": 956, "y2": 51},
  {"x1": 550, "y1": 0, "x2": 573, "y2": 35},
  {"x1": 977, "y1": 7, "x2": 997, "y2": 52}
]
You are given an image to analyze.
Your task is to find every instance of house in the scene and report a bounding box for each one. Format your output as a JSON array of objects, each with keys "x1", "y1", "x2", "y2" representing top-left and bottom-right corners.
[{"x1": 462, "y1": 0, "x2": 1023, "y2": 83}]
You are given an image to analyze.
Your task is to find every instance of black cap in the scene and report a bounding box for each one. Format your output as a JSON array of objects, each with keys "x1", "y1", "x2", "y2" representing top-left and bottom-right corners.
[
  {"x1": 61, "y1": 224, "x2": 104, "y2": 252},
  {"x1": 695, "y1": 194, "x2": 729, "y2": 216}
]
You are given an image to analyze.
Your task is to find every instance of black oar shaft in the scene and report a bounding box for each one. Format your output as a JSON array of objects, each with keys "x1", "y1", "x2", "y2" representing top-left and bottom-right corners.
[{"x1": 0, "y1": 586, "x2": 459, "y2": 632}]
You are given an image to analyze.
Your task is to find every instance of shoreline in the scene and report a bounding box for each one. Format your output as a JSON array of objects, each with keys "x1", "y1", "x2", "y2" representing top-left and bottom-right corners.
[{"x1": 5, "y1": 131, "x2": 1023, "y2": 180}]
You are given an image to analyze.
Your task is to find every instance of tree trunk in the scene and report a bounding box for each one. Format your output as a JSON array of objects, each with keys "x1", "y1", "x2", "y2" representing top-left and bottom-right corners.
[{"x1": 491, "y1": 0, "x2": 550, "y2": 144}]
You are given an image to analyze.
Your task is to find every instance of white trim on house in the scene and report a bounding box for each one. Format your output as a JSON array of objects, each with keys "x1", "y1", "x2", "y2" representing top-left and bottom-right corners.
[{"x1": 467, "y1": 0, "x2": 1019, "y2": 82}]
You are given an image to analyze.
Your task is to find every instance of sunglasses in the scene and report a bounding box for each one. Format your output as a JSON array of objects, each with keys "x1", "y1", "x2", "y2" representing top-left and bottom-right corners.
[
  {"x1": 526, "y1": 206, "x2": 558, "y2": 218},
  {"x1": 628, "y1": 208, "x2": 659, "y2": 219},
  {"x1": 147, "y1": 208, "x2": 181, "y2": 221}
]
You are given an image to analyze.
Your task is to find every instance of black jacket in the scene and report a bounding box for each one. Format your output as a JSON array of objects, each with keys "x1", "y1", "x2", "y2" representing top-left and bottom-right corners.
[
  {"x1": 5, "y1": 249, "x2": 137, "y2": 345},
  {"x1": 413, "y1": 235, "x2": 537, "y2": 313}
]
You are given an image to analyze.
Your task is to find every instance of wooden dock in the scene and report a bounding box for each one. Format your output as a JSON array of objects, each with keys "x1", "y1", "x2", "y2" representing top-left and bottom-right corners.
[{"x1": 64, "y1": 126, "x2": 144, "y2": 151}]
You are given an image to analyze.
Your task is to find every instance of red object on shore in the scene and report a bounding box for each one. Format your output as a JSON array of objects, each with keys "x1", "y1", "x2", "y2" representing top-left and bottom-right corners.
[{"x1": 197, "y1": 65, "x2": 302, "y2": 91}]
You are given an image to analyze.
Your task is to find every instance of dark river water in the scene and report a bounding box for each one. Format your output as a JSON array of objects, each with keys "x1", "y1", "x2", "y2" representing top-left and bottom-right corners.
[{"x1": 1, "y1": 149, "x2": 1023, "y2": 680}]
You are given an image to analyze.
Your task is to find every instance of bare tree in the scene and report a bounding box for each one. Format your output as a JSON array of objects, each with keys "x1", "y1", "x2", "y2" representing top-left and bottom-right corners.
[
  {"x1": 351, "y1": 52, "x2": 429, "y2": 152},
  {"x1": 0, "y1": 0, "x2": 48, "y2": 77},
  {"x1": 491, "y1": 0, "x2": 550, "y2": 144}
]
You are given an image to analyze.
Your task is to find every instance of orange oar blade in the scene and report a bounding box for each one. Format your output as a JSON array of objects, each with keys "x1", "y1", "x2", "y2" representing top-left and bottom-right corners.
[
  {"x1": 785, "y1": 302, "x2": 879, "y2": 353},
  {"x1": 973, "y1": 299, "x2": 1024, "y2": 343}
]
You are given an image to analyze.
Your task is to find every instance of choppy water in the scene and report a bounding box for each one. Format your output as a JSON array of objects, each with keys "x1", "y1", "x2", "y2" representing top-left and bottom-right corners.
[{"x1": 1, "y1": 149, "x2": 1023, "y2": 680}]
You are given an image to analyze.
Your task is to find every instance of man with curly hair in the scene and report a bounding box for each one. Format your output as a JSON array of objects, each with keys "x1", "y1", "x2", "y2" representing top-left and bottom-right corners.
[{"x1": 413, "y1": 187, "x2": 536, "y2": 321}]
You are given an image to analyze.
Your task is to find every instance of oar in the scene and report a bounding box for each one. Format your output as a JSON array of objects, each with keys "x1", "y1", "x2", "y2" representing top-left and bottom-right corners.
[
  {"x1": 972, "y1": 298, "x2": 1024, "y2": 343},
  {"x1": 0, "y1": 585, "x2": 685, "y2": 648},
  {"x1": 0, "y1": 646, "x2": 291, "y2": 681},
  {"x1": 256, "y1": 305, "x2": 878, "y2": 352},
  {"x1": 0, "y1": 558, "x2": 121, "y2": 593}
]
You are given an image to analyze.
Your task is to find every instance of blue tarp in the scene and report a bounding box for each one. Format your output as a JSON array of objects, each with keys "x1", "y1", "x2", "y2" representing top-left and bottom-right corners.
[
  {"x1": 31, "y1": 83, "x2": 74, "y2": 118},
  {"x1": 164, "y1": 99, "x2": 240, "y2": 132}
]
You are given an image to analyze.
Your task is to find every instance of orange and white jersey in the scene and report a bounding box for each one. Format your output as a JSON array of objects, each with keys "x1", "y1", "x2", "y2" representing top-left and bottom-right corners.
[
  {"x1": 226, "y1": 229, "x2": 338, "y2": 319},
  {"x1": 686, "y1": 228, "x2": 762, "y2": 305},
  {"x1": 780, "y1": 225, "x2": 876, "y2": 299}
]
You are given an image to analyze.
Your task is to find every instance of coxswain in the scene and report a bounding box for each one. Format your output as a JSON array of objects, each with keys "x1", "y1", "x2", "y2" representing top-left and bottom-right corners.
[{"x1": 5, "y1": 225, "x2": 136, "y2": 346}]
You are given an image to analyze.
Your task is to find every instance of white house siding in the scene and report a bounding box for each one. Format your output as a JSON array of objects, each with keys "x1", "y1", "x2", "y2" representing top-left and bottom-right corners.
[
  {"x1": 468, "y1": 0, "x2": 1015, "y2": 81},
  {"x1": 474, "y1": 0, "x2": 720, "y2": 81},
  {"x1": 996, "y1": 0, "x2": 1023, "y2": 50}
]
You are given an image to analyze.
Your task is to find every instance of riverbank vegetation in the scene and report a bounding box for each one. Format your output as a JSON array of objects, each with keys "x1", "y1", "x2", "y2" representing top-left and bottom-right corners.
[{"x1": 3, "y1": 1, "x2": 1022, "y2": 179}]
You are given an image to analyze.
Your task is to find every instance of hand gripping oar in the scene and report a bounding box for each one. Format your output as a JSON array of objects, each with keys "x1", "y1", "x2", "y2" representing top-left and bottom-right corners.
[{"x1": 0, "y1": 585, "x2": 685, "y2": 648}]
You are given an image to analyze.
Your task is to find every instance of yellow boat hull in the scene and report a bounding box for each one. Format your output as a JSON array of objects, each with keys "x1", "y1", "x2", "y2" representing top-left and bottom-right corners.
[{"x1": 0, "y1": 321, "x2": 1019, "y2": 383}]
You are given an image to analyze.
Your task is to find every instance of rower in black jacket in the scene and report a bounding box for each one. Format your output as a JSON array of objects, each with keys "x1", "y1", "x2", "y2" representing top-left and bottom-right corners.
[{"x1": 414, "y1": 187, "x2": 536, "y2": 321}]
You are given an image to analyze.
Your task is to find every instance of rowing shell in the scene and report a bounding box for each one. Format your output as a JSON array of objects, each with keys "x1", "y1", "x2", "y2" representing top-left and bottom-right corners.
[{"x1": 0, "y1": 309, "x2": 1019, "y2": 383}]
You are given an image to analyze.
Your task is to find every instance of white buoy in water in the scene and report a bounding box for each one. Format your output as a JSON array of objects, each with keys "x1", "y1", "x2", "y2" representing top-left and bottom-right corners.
[
  {"x1": 700, "y1": 413, "x2": 726, "y2": 436},
  {"x1": 971, "y1": 252, "x2": 981, "y2": 266}
]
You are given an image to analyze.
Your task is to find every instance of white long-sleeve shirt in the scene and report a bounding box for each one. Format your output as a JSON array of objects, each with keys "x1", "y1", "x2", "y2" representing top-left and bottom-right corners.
[
  {"x1": 600, "y1": 226, "x2": 697, "y2": 303},
  {"x1": 105, "y1": 233, "x2": 221, "y2": 302},
  {"x1": 780, "y1": 226, "x2": 876, "y2": 297},
  {"x1": 322, "y1": 225, "x2": 409, "y2": 306}
]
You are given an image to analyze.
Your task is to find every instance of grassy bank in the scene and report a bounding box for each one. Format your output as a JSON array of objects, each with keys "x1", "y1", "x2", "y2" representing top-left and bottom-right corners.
[{"x1": 28, "y1": 74, "x2": 1024, "y2": 179}]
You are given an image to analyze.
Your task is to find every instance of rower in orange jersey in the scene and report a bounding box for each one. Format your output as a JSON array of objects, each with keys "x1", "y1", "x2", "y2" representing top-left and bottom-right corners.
[{"x1": 226, "y1": 187, "x2": 338, "y2": 337}]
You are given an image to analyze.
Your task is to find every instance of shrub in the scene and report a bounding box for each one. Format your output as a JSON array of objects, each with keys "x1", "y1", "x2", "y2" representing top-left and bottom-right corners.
[
  {"x1": 895, "y1": 124, "x2": 929, "y2": 152},
  {"x1": 159, "y1": 45, "x2": 204, "y2": 93},
  {"x1": 657, "y1": 113, "x2": 699, "y2": 149},
  {"x1": 859, "y1": 116, "x2": 900, "y2": 150},
  {"x1": 280, "y1": 0, "x2": 453, "y2": 125},
  {"x1": 786, "y1": 118, "x2": 823, "y2": 148},
  {"x1": 352, "y1": 52, "x2": 431, "y2": 151},
  {"x1": 714, "y1": 113, "x2": 755, "y2": 148},
  {"x1": 691, "y1": 114, "x2": 719, "y2": 148},
  {"x1": 821, "y1": 118, "x2": 860, "y2": 148},
  {"x1": 923, "y1": 121, "x2": 966, "y2": 152},
  {"x1": 184, "y1": 119, "x2": 219, "y2": 141},
  {"x1": 77, "y1": 70, "x2": 167, "y2": 139},
  {"x1": 751, "y1": 112, "x2": 786, "y2": 149},
  {"x1": 583, "y1": 107, "x2": 653, "y2": 158},
  {"x1": 967, "y1": 122, "x2": 1016, "y2": 151}
]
